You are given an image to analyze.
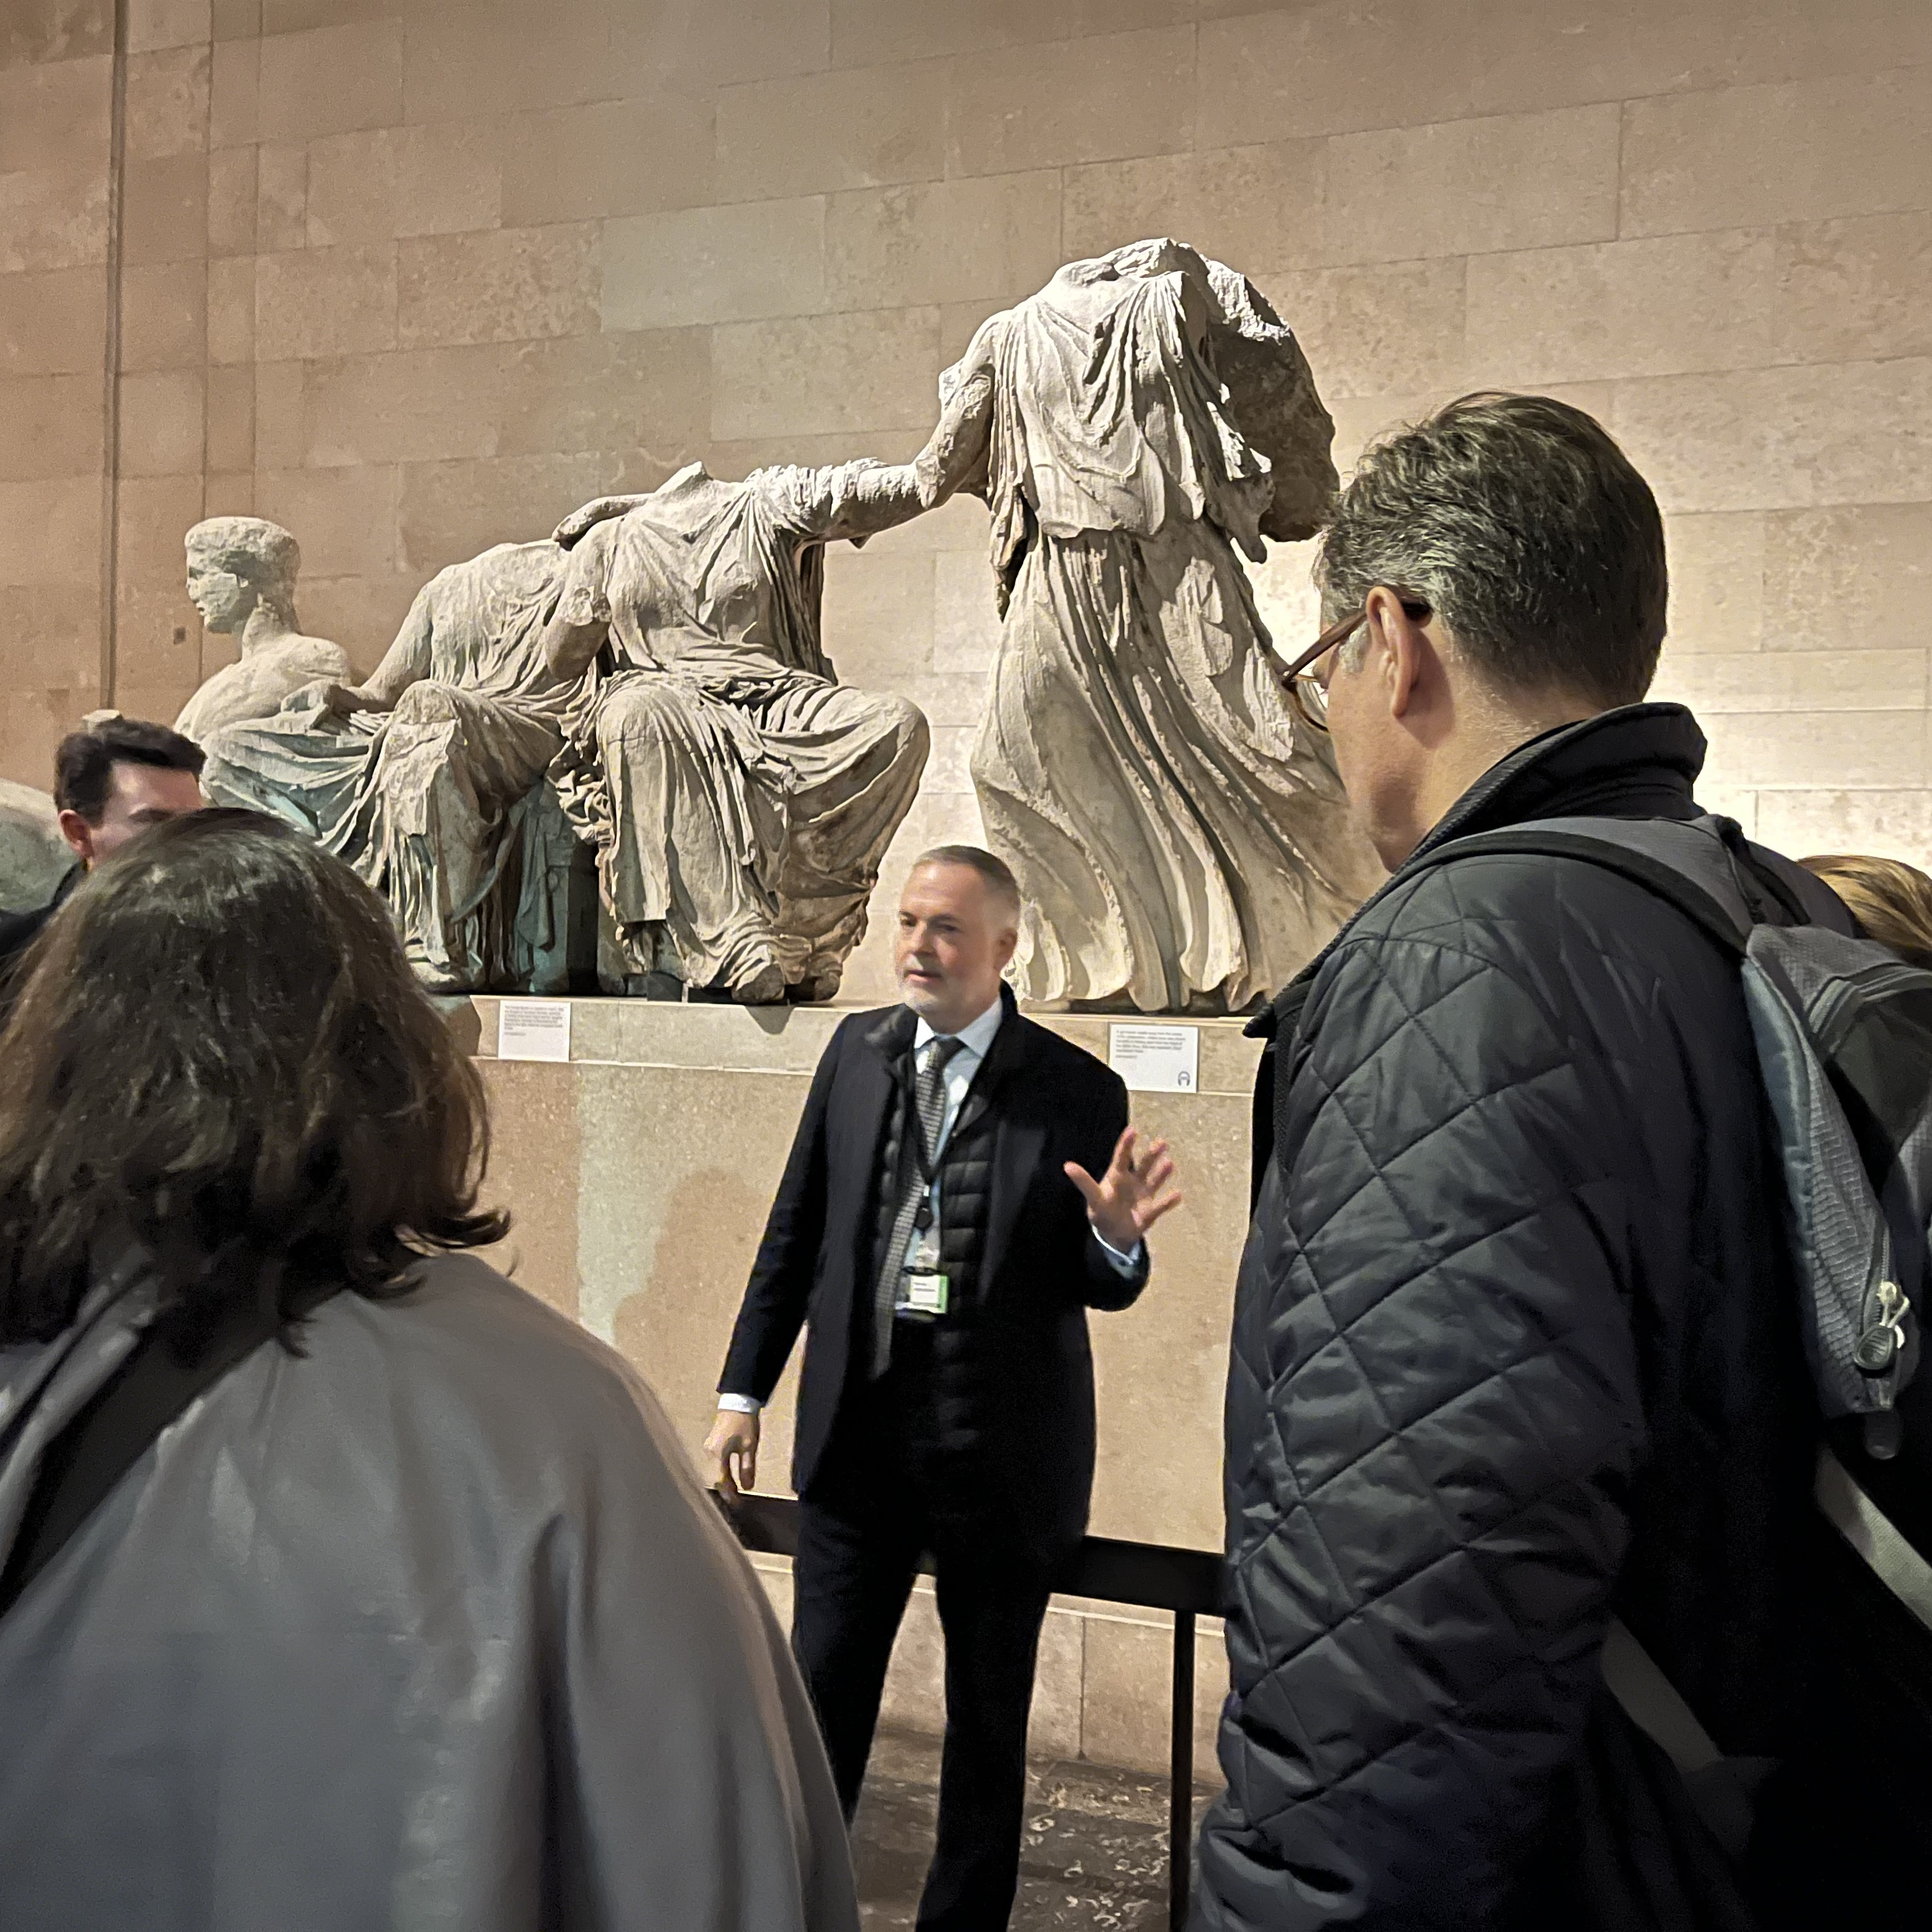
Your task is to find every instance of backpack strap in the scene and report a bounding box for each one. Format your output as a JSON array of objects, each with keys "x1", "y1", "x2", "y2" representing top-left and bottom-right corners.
[
  {"x1": 0, "y1": 1270, "x2": 344, "y2": 1621},
  {"x1": 1816, "y1": 1442, "x2": 1932, "y2": 1634},
  {"x1": 1600, "y1": 1616, "x2": 1775, "y2": 1862}
]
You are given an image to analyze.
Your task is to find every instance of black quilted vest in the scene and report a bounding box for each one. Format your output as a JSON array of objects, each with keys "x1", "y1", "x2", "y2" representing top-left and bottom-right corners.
[{"x1": 863, "y1": 1052, "x2": 999, "y2": 1367}]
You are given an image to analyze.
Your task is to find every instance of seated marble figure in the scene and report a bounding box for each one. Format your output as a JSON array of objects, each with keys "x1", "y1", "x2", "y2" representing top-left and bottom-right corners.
[
  {"x1": 540, "y1": 457, "x2": 946, "y2": 1004},
  {"x1": 201, "y1": 454, "x2": 949, "y2": 999},
  {"x1": 175, "y1": 518, "x2": 351, "y2": 746},
  {"x1": 200, "y1": 541, "x2": 578, "y2": 992}
]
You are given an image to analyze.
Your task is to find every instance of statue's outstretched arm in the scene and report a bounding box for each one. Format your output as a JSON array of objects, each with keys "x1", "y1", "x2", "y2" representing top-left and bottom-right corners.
[
  {"x1": 811, "y1": 364, "x2": 997, "y2": 544},
  {"x1": 282, "y1": 587, "x2": 434, "y2": 718}
]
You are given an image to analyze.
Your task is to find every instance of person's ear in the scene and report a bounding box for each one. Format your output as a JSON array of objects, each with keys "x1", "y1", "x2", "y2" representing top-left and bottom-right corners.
[
  {"x1": 1363, "y1": 586, "x2": 1434, "y2": 723},
  {"x1": 993, "y1": 923, "x2": 1018, "y2": 972},
  {"x1": 56, "y1": 809, "x2": 96, "y2": 867}
]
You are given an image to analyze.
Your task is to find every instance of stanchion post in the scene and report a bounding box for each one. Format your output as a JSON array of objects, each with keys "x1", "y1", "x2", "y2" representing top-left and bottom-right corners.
[{"x1": 1170, "y1": 1606, "x2": 1195, "y2": 1931}]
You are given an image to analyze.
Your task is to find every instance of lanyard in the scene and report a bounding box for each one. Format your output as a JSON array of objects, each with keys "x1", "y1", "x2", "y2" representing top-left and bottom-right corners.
[{"x1": 902, "y1": 1048, "x2": 961, "y2": 1234}]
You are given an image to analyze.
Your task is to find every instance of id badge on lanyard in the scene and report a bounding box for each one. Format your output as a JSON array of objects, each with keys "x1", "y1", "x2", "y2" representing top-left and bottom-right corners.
[{"x1": 895, "y1": 1188, "x2": 949, "y2": 1319}]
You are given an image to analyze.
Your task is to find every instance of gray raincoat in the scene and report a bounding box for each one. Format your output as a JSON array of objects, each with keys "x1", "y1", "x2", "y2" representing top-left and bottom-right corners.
[{"x1": 0, "y1": 1252, "x2": 858, "y2": 1932}]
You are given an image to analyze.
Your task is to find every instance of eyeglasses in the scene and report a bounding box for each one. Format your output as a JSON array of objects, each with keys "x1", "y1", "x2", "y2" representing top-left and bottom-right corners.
[{"x1": 1278, "y1": 591, "x2": 1433, "y2": 734}]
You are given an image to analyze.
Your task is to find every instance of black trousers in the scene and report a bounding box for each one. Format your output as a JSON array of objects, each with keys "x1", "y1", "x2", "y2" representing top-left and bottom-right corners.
[{"x1": 793, "y1": 1363, "x2": 1057, "y2": 1932}]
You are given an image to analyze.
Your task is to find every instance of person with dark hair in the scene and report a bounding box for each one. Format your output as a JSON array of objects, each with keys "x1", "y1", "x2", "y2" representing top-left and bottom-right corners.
[
  {"x1": 1800, "y1": 852, "x2": 1932, "y2": 969},
  {"x1": 707, "y1": 845, "x2": 1181, "y2": 1931},
  {"x1": 0, "y1": 717, "x2": 204, "y2": 985},
  {"x1": 0, "y1": 811, "x2": 857, "y2": 1932},
  {"x1": 1200, "y1": 392, "x2": 1921, "y2": 1929}
]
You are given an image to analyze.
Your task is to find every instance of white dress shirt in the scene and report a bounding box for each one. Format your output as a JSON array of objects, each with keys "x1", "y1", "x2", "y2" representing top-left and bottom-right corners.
[{"x1": 718, "y1": 995, "x2": 1141, "y2": 1415}]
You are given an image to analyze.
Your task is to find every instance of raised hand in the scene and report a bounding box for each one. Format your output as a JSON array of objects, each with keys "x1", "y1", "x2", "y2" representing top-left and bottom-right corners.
[{"x1": 1064, "y1": 1126, "x2": 1182, "y2": 1254}]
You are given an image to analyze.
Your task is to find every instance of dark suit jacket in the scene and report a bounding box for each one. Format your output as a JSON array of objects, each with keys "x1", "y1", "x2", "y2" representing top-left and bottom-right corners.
[
  {"x1": 0, "y1": 864, "x2": 79, "y2": 1006},
  {"x1": 719, "y1": 985, "x2": 1149, "y2": 1557}
]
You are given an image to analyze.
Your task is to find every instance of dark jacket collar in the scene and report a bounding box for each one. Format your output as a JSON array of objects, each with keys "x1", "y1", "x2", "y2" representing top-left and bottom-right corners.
[
  {"x1": 1252, "y1": 703, "x2": 1709, "y2": 1033},
  {"x1": 858, "y1": 982, "x2": 1026, "y2": 1151},
  {"x1": 861, "y1": 981, "x2": 1022, "y2": 1071},
  {"x1": 1405, "y1": 702, "x2": 1706, "y2": 863}
]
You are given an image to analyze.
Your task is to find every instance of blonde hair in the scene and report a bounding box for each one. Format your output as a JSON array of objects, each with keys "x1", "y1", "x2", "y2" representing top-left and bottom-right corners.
[{"x1": 1800, "y1": 853, "x2": 1932, "y2": 970}]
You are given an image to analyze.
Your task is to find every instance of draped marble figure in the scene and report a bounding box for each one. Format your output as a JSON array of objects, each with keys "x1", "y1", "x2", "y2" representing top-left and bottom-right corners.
[
  {"x1": 202, "y1": 459, "x2": 940, "y2": 1002},
  {"x1": 540, "y1": 461, "x2": 935, "y2": 1004},
  {"x1": 926, "y1": 239, "x2": 1379, "y2": 1011},
  {"x1": 176, "y1": 518, "x2": 350, "y2": 746},
  {"x1": 201, "y1": 542, "x2": 577, "y2": 992}
]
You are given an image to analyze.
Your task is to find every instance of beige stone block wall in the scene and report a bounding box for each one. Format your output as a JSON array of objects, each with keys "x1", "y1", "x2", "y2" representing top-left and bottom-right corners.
[
  {"x1": 17, "y1": 3, "x2": 1922, "y2": 924},
  {"x1": 6, "y1": 0, "x2": 1928, "y2": 919},
  {"x1": 0, "y1": 11, "x2": 111, "y2": 779}
]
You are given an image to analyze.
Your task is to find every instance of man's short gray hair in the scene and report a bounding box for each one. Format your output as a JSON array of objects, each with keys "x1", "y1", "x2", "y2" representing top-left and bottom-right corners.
[
  {"x1": 912, "y1": 844, "x2": 1021, "y2": 914},
  {"x1": 1317, "y1": 392, "x2": 1667, "y2": 709}
]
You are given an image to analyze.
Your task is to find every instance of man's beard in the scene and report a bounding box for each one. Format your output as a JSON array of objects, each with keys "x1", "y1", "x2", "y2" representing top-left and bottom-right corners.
[{"x1": 897, "y1": 970, "x2": 945, "y2": 1012}]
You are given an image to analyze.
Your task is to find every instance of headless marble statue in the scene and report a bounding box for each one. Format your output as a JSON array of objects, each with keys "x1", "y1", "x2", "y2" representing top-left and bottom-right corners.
[
  {"x1": 919, "y1": 240, "x2": 1382, "y2": 1012},
  {"x1": 176, "y1": 519, "x2": 350, "y2": 746},
  {"x1": 542, "y1": 460, "x2": 935, "y2": 1004}
]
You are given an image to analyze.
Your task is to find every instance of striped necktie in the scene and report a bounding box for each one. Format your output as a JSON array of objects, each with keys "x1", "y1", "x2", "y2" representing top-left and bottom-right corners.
[{"x1": 871, "y1": 1033, "x2": 965, "y2": 1378}]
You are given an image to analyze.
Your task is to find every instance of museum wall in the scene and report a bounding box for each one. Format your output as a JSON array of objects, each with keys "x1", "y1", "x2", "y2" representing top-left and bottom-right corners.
[
  {"x1": 0, "y1": 3, "x2": 116, "y2": 778},
  {"x1": 4, "y1": 0, "x2": 1930, "y2": 994}
]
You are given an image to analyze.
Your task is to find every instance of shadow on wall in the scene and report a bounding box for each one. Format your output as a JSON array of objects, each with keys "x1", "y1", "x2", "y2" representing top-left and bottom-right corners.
[
  {"x1": 473, "y1": 1058, "x2": 582, "y2": 1323},
  {"x1": 615, "y1": 1162, "x2": 797, "y2": 1481}
]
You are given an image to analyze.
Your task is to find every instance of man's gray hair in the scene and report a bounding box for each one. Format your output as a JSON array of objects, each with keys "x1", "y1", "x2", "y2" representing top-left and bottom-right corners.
[
  {"x1": 1317, "y1": 392, "x2": 1667, "y2": 709},
  {"x1": 913, "y1": 844, "x2": 1022, "y2": 913}
]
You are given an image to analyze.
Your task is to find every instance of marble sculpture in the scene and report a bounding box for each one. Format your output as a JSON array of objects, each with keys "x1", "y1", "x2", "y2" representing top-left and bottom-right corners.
[
  {"x1": 201, "y1": 458, "x2": 940, "y2": 1002},
  {"x1": 201, "y1": 542, "x2": 579, "y2": 992},
  {"x1": 188, "y1": 240, "x2": 1372, "y2": 1009},
  {"x1": 541, "y1": 461, "x2": 933, "y2": 1004},
  {"x1": 929, "y1": 239, "x2": 1379, "y2": 1011},
  {"x1": 176, "y1": 518, "x2": 351, "y2": 746}
]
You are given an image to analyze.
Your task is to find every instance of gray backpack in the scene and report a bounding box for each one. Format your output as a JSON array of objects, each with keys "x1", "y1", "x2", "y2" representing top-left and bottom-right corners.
[{"x1": 1423, "y1": 812, "x2": 1932, "y2": 1850}]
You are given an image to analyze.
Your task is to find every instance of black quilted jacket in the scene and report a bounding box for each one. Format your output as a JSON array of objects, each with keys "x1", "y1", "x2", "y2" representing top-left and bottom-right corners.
[{"x1": 1199, "y1": 705, "x2": 1880, "y2": 1931}]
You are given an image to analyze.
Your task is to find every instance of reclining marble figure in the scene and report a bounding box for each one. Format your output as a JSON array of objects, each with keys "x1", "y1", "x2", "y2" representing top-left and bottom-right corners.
[
  {"x1": 540, "y1": 459, "x2": 939, "y2": 1004},
  {"x1": 175, "y1": 518, "x2": 351, "y2": 745},
  {"x1": 200, "y1": 541, "x2": 578, "y2": 992},
  {"x1": 923, "y1": 238, "x2": 1382, "y2": 1012}
]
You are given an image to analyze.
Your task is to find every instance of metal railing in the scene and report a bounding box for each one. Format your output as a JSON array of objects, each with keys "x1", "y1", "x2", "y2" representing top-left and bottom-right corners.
[{"x1": 714, "y1": 1490, "x2": 1223, "y2": 1931}]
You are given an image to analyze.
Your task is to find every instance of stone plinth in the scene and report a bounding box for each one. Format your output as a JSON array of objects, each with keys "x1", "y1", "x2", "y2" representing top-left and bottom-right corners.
[{"x1": 463, "y1": 993, "x2": 1259, "y2": 1776}]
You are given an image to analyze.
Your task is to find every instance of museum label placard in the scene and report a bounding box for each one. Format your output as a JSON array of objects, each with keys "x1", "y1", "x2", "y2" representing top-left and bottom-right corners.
[
  {"x1": 498, "y1": 999, "x2": 572, "y2": 1063},
  {"x1": 1108, "y1": 1023, "x2": 1200, "y2": 1094}
]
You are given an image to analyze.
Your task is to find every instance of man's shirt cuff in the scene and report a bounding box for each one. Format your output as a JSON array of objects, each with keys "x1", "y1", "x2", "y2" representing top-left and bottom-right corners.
[
  {"x1": 1092, "y1": 1230, "x2": 1146, "y2": 1275},
  {"x1": 716, "y1": 1393, "x2": 762, "y2": 1414}
]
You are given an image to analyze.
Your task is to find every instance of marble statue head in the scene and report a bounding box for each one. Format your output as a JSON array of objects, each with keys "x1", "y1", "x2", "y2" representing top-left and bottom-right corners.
[{"x1": 185, "y1": 516, "x2": 301, "y2": 633}]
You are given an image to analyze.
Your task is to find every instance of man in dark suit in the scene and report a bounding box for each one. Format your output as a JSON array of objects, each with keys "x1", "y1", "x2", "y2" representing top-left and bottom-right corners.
[{"x1": 707, "y1": 844, "x2": 1181, "y2": 1931}]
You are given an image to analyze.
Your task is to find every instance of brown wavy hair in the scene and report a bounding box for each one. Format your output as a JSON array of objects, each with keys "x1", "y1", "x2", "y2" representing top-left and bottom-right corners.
[
  {"x1": 1802, "y1": 853, "x2": 1932, "y2": 972},
  {"x1": 0, "y1": 809, "x2": 507, "y2": 1344}
]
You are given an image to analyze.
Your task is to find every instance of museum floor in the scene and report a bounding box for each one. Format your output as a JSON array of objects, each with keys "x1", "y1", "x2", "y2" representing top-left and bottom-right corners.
[{"x1": 853, "y1": 1731, "x2": 1220, "y2": 1929}]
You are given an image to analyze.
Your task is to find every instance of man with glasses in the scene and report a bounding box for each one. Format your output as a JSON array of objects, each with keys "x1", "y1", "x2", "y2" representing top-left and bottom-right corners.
[{"x1": 1199, "y1": 394, "x2": 1920, "y2": 1929}]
